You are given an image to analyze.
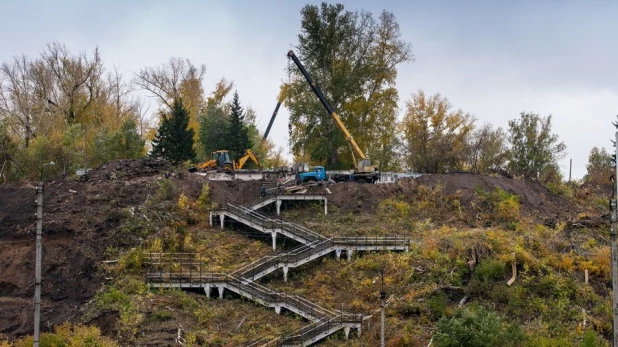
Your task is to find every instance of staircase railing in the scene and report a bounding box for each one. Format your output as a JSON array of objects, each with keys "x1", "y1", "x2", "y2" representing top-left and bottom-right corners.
[{"x1": 226, "y1": 203, "x2": 325, "y2": 243}]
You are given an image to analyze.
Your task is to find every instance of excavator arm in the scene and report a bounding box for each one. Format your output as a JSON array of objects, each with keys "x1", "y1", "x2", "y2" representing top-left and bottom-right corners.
[
  {"x1": 235, "y1": 149, "x2": 263, "y2": 170},
  {"x1": 286, "y1": 50, "x2": 369, "y2": 168}
]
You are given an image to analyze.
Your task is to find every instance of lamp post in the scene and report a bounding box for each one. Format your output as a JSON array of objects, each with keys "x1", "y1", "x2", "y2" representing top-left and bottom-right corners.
[
  {"x1": 380, "y1": 268, "x2": 386, "y2": 347},
  {"x1": 34, "y1": 161, "x2": 54, "y2": 347}
]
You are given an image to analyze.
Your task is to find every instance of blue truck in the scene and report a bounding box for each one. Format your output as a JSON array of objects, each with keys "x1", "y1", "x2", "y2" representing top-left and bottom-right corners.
[{"x1": 296, "y1": 166, "x2": 380, "y2": 184}]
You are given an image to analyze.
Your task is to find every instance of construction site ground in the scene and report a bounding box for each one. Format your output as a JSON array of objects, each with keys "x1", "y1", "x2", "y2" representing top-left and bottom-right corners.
[{"x1": 0, "y1": 159, "x2": 611, "y2": 346}]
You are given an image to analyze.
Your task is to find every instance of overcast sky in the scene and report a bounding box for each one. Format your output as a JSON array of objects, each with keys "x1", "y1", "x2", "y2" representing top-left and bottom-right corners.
[{"x1": 1, "y1": 0, "x2": 616, "y2": 178}]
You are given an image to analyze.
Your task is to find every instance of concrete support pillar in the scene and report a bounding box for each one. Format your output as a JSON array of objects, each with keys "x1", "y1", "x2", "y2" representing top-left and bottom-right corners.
[
  {"x1": 276, "y1": 199, "x2": 282, "y2": 216},
  {"x1": 283, "y1": 266, "x2": 289, "y2": 282},
  {"x1": 271, "y1": 232, "x2": 277, "y2": 251},
  {"x1": 347, "y1": 250, "x2": 354, "y2": 261},
  {"x1": 335, "y1": 249, "x2": 342, "y2": 260},
  {"x1": 275, "y1": 305, "x2": 281, "y2": 314},
  {"x1": 344, "y1": 326, "x2": 350, "y2": 340},
  {"x1": 219, "y1": 214, "x2": 225, "y2": 229},
  {"x1": 357, "y1": 325, "x2": 362, "y2": 337},
  {"x1": 219, "y1": 287, "x2": 225, "y2": 299},
  {"x1": 204, "y1": 285, "x2": 211, "y2": 298},
  {"x1": 324, "y1": 199, "x2": 328, "y2": 215}
]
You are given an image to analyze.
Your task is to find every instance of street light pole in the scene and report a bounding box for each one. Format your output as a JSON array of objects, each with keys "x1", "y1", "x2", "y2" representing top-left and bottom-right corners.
[
  {"x1": 380, "y1": 268, "x2": 386, "y2": 347},
  {"x1": 34, "y1": 161, "x2": 53, "y2": 347}
]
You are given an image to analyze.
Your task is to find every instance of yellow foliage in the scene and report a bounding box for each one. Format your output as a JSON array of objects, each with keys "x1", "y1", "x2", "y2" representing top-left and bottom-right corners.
[
  {"x1": 177, "y1": 193, "x2": 190, "y2": 209},
  {"x1": 496, "y1": 195, "x2": 520, "y2": 222},
  {"x1": 148, "y1": 238, "x2": 163, "y2": 253},
  {"x1": 8, "y1": 323, "x2": 118, "y2": 347},
  {"x1": 378, "y1": 198, "x2": 411, "y2": 217},
  {"x1": 590, "y1": 246, "x2": 611, "y2": 278},
  {"x1": 550, "y1": 254, "x2": 575, "y2": 272}
]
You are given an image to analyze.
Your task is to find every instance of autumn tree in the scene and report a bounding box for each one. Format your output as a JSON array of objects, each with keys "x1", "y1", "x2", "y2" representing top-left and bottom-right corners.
[
  {"x1": 0, "y1": 42, "x2": 147, "y2": 180},
  {"x1": 284, "y1": 3, "x2": 412, "y2": 169},
  {"x1": 133, "y1": 58, "x2": 206, "y2": 139},
  {"x1": 507, "y1": 112, "x2": 566, "y2": 179},
  {"x1": 466, "y1": 124, "x2": 508, "y2": 173},
  {"x1": 150, "y1": 98, "x2": 196, "y2": 164},
  {"x1": 227, "y1": 91, "x2": 252, "y2": 161},
  {"x1": 585, "y1": 147, "x2": 612, "y2": 184},
  {"x1": 400, "y1": 90, "x2": 475, "y2": 173}
]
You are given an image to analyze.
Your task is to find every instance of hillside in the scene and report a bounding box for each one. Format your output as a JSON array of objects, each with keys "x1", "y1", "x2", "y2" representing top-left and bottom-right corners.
[{"x1": 0, "y1": 159, "x2": 612, "y2": 346}]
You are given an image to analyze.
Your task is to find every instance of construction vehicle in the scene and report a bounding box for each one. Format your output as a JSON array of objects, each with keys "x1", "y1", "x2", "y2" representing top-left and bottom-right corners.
[
  {"x1": 192, "y1": 150, "x2": 234, "y2": 172},
  {"x1": 191, "y1": 148, "x2": 262, "y2": 173},
  {"x1": 287, "y1": 50, "x2": 380, "y2": 183},
  {"x1": 297, "y1": 166, "x2": 327, "y2": 184}
]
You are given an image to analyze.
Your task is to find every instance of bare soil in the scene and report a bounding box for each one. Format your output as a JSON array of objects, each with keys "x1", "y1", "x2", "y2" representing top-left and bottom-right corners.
[{"x1": 0, "y1": 159, "x2": 205, "y2": 338}]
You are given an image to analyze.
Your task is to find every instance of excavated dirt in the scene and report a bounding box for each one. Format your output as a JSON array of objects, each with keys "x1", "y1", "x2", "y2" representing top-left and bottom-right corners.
[
  {"x1": 328, "y1": 173, "x2": 577, "y2": 219},
  {"x1": 0, "y1": 159, "x2": 205, "y2": 339},
  {"x1": 0, "y1": 161, "x2": 586, "y2": 340},
  {"x1": 209, "y1": 172, "x2": 579, "y2": 223}
]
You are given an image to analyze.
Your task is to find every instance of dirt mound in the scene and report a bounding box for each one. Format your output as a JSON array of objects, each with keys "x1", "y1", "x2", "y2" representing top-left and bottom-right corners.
[
  {"x1": 326, "y1": 173, "x2": 577, "y2": 222},
  {"x1": 208, "y1": 172, "x2": 576, "y2": 224},
  {"x1": 0, "y1": 158, "x2": 204, "y2": 338},
  {"x1": 80, "y1": 158, "x2": 173, "y2": 182}
]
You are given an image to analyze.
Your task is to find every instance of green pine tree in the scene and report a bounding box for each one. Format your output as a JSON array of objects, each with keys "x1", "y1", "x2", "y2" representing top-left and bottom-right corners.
[
  {"x1": 227, "y1": 91, "x2": 252, "y2": 160},
  {"x1": 150, "y1": 98, "x2": 196, "y2": 164}
]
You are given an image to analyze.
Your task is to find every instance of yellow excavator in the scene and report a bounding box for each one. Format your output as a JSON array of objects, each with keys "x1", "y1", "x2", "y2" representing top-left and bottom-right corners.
[{"x1": 192, "y1": 149, "x2": 262, "y2": 172}]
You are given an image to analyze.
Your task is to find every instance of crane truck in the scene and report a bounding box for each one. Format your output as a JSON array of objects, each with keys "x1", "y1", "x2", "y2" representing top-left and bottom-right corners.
[{"x1": 287, "y1": 50, "x2": 380, "y2": 184}]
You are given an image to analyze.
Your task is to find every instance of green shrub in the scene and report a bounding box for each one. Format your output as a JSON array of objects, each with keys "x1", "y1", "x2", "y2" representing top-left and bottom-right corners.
[
  {"x1": 428, "y1": 291, "x2": 448, "y2": 319},
  {"x1": 95, "y1": 286, "x2": 131, "y2": 311},
  {"x1": 146, "y1": 310, "x2": 174, "y2": 323},
  {"x1": 157, "y1": 179, "x2": 178, "y2": 201},
  {"x1": 433, "y1": 306, "x2": 526, "y2": 347},
  {"x1": 473, "y1": 258, "x2": 505, "y2": 282}
]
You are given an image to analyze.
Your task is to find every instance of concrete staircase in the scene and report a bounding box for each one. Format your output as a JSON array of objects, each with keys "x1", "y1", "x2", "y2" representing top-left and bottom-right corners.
[
  {"x1": 146, "y1": 261, "x2": 363, "y2": 346},
  {"x1": 232, "y1": 235, "x2": 409, "y2": 282},
  {"x1": 147, "y1": 201, "x2": 410, "y2": 346},
  {"x1": 211, "y1": 203, "x2": 325, "y2": 249}
]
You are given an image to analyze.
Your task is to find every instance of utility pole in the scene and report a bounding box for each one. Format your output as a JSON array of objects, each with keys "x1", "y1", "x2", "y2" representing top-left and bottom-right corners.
[
  {"x1": 380, "y1": 268, "x2": 386, "y2": 347},
  {"x1": 609, "y1": 132, "x2": 618, "y2": 347},
  {"x1": 33, "y1": 181, "x2": 43, "y2": 347},
  {"x1": 34, "y1": 162, "x2": 53, "y2": 347}
]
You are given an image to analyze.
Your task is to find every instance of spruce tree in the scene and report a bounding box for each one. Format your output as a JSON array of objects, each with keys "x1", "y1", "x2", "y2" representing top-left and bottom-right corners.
[
  {"x1": 150, "y1": 98, "x2": 196, "y2": 164},
  {"x1": 228, "y1": 91, "x2": 252, "y2": 160}
]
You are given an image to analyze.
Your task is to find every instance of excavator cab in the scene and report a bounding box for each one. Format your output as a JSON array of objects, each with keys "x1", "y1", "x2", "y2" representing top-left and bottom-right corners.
[{"x1": 213, "y1": 150, "x2": 234, "y2": 171}]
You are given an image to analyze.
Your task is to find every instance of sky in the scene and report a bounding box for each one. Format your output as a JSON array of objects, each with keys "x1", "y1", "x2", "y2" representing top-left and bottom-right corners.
[{"x1": 1, "y1": 0, "x2": 616, "y2": 179}]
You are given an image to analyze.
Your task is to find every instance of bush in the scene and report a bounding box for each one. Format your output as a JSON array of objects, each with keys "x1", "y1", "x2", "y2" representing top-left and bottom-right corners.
[
  {"x1": 378, "y1": 197, "x2": 411, "y2": 217},
  {"x1": 428, "y1": 291, "x2": 448, "y2": 319},
  {"x1": 196, "y1": 183, "x2": 216, "y2": 210},
  {"x1": 473, "y1": 258, "x2": 505, "y2": 282},
  {"x1": 475, "y1": 187, "x2": 520, "y2": 223},
  {"x1": 433, "y1": 306, "x2": 526, "y2": 347},
  {"x1": 8, "y1": 323, "x2": 118, "y2": 347}
]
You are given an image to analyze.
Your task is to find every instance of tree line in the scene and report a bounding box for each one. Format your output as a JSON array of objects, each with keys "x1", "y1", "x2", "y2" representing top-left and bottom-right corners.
[
  {"x1": 0, "y1": 44, "x2": 285, "y2": 182},
  {"x1": 0, "y1": 2, "x2": 611, "y2": 185},
  {"x1": 283, "y1": 2, "x2": 611, "y2": 185}
]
